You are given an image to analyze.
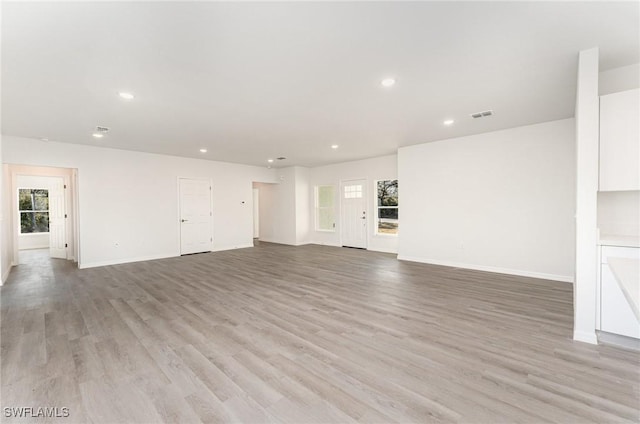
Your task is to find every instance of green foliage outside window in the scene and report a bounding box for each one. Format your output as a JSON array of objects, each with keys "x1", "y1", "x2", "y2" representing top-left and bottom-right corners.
[
  {"x1": 377, "y1": 180, "x2": 398, "y2": 234},
  {"x1": 19, "y1": 189, "x2": 49, "y2": 233}
]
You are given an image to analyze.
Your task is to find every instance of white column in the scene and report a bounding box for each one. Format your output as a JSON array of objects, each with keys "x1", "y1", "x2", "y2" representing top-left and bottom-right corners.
[{"x1": 574, "y1": 47, "x2": 599, "y2": 344}]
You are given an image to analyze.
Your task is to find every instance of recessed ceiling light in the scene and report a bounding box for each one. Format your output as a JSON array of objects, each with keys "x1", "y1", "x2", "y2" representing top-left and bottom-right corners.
[
  {"x1": 118, "y1": 92, "x2": 134, "y2": 100},
  {"x1": 267, "y1": 159, "x2": 274, "y2": 163},
  {"x1": 199, "y1": 148, "x2": 207, "y2": 153},
  {"x1": 331, "y1": 144, "x2": 339, "y2": 149},
  {"x1": 443, "y1": 119, "x2": 455, "y2": 126},
  {"x1": 381, "y1": 78, "x2": 396, "y2": 87},
  {"x1": 92, "y1": 133, "x2": 104, "y2": 139}
]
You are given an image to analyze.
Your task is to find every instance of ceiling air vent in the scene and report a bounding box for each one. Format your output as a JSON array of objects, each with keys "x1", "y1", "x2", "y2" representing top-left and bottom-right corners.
[
  {"x1": 95, "y1": 126, "x2": 110, "y2": 133},
  {"x1": 470, "y1": 110, "x2": 493, "y2": 119},
  {"x1": 276, "y1": 157, "x2": 287, "y2": 161}
]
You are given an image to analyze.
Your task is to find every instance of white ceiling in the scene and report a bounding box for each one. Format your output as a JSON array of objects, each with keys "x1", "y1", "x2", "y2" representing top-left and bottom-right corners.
[{"x1": 2, "y1": 1, "x2": 638, "y2": 168}]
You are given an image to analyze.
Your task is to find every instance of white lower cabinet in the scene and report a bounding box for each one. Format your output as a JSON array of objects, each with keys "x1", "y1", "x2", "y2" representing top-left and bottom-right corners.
[
  {"x1": 600, "y1": 263, "x2": 640, "y2": 338},
  {"x1": 599, "y1": 245, "x2": 640, "y2": 339}
]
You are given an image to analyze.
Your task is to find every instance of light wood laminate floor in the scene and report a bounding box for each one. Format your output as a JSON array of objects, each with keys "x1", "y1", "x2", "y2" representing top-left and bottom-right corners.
[{"x1": 1, "y1": 244, "x2": 639, "y2": 423}]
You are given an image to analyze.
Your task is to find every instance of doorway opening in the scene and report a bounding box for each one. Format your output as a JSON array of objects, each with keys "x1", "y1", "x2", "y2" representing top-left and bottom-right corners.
[
  {"x1": 252, "y1": 182, "x2": 277, "y2": 245},
  {"x1": 8, "y1": 164, "x2": 79, "y2": 266}
]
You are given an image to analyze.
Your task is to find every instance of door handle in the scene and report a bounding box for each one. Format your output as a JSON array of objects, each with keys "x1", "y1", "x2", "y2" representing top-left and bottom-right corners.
[{"x1": 181, "y1": 219, "x2": 188, "y2": 223}]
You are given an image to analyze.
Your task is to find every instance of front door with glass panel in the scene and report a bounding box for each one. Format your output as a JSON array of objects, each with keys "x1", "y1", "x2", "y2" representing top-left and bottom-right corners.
[{"x1": 341, "y1": 179, "x2": 367, "y2": 249}]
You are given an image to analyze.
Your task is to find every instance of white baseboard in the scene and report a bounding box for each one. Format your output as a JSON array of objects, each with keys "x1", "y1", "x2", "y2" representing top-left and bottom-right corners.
[
  {"x1": 597, "y1": 331, "x2": 640, "y2": 350},
  {"x1": 79, "y1": 253, "x2": 177, "y2": 269},
  {"x1": 211, "y1": 244, "x2": 254, "y2": 252},
  {"x1": 79, "y1": 244, "x2": 260, "y2": 269},
  {"x1": 1, "y1": 265, "x2": 12, "y2": 284},
  {"x1": 309, "y1": 241, "x2": 397, "y2": 254},
  {"x1": 310, "y1": 241, "x2": 341, "y2": 247},
  {"x1": 397, "y1": 255, "x2": 573, "y2": 283},
  {"x1": 573, "y1": 330, "x2": 598, "y2": 345},
  {"x1": 369, "y1": 246, "x2": 398, "y2": 254},
  {"x1": 257, "y1": 238, "x2": 300, "y2": 246},
  {"x1": 257, "y1": 238, "x2": 286, "y2": 245}
]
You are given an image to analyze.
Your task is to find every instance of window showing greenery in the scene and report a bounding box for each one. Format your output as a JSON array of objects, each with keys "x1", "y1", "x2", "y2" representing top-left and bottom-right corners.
[
  {"x1": 19, "y1": 189, "x2": 49, "y2": 233},
  {"x1": 315, "y1": 185, "x2": 335, "y2": 231},
  {"x1": 377, "y1": 180, "x2": 398, "y2": 235}
]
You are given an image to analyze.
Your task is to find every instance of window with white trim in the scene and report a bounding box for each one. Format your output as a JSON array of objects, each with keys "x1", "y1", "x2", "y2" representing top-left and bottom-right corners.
[
  {"x1": 315, "y1": 185, "x2": 335, "y2": 231},
  {"x1": 376, "y1": 180, "x2": 398, "y2": 235},
  {"x1": 19, "y1": 188, "x2": 50, "y2": 233}
]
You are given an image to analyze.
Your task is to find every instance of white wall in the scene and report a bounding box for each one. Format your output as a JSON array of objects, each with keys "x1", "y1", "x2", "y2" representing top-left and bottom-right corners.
[
  {"x1": 254, "y1": 179, "x2": 295, "y2": 245},
  {"x1": 254, "y1": 166, "x2": 310, "y2": 246},
  {"x1": 295, "y1": 167, "x2": 311, "y2": 245},
  {"x1": 398, "y1": 118, "x2": 576, "y2": 282},
  {"x1": 598, "y1": 191, "x2": 640, "y2": 237},
  {"x1": 2, "y1": 136, "x2": 277, "y2": 268},
  {"x1": 0, "y1": 138, "x2": 12, "y2": 282},
  {"x1": 308, "y1": 155, "x2": 398, "y2": 253},
  {"x1": 573, "y1": 47, "x2": 600, "y2": 345},
  {"x1": 18, "y1": 233, "x2": 48, "y2": 250},
  {"x1": 599, "y1": 63, "x2": 639, "y2": 95}
]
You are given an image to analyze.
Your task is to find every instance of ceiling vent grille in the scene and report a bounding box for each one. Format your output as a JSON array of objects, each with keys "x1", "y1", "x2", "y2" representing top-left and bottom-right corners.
[
  {"x1": 276, "y1": 157, "x2": 286, "y2": 161},
  {"x1": 95, "y1": 126, "x2": 110, "y2": 133},
  {"x1": 470, "y1": 110, "x2": 493, "y2": 119}
]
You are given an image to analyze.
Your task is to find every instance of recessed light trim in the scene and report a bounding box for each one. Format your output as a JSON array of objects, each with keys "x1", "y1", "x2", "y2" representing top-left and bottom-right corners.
[
  {"x1": 199, "y1": 148, "x2": 207, "y2": 153},
  {"x1": 331, "y1": 144, "x2": 339, "y2": 149},
  {"x1": 92, "y1": 133, "x2": 104, "y2": 139},
  {"x1": 443, "y1": 119, "x2": 455, "y2": 126},
  {"x1": 118, "y1": 92, "x2": 134, "y2": 100},
  {"x1": 381, "y1": 78, "x2": 396, "y2": 87}
]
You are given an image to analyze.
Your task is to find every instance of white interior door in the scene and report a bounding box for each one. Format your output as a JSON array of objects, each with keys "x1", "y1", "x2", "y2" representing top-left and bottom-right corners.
[
  {"x1": 49, "y1": 177, "x2": 67, "y2": 259},
  {"x1": 179, "y1": 178, "x2": 212, "y2": 255},
  {"x1": 341, "y1": 179, "x2": 367, "y2": 249}
]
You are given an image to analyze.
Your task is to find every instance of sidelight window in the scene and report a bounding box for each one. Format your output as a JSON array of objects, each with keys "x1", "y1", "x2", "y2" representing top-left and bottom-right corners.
[{"x1": 315, "y1": 185, "x2": 336, "y2": 231}]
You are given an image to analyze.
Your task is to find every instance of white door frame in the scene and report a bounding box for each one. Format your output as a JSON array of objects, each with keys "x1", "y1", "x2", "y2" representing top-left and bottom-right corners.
[
  {"x1": 252, "y1": 188, "x2": 259, "y2": 238},
  {"x1": 72, "y1": 169, "x2": 81, "y2": 265},
  {"x1": 177, "y1": 177, "x2": 214, "y2": 255},
  {"x1": 339, "y1": 178, "x2": 369, "y2": 249},
  {"x1": 47, "y1": 176, "x2": 67, "y2": 259},
  {"x1": 10, "y1": 169, "x2": 78, "y2": 265}
]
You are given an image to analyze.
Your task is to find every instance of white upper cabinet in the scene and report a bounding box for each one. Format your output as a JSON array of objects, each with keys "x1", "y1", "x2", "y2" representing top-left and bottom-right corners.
[{"x1": 599, "y1": 88, "x2": 640, "y2": 191}]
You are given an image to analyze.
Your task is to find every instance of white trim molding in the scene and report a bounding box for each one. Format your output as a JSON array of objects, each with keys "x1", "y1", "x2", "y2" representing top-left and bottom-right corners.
[
  {"x1": 1, "y1": 266, "x2": 12, "y2": 284},
  {"x1": 397, "y1": 255, "x2": 574, "y2": 283},
  {"x1": 79, "y1": 253, "x2": 177, "y2": 269},
  {"x1": 573, "y1": 330, "x2": 598, "y2": 345}
]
